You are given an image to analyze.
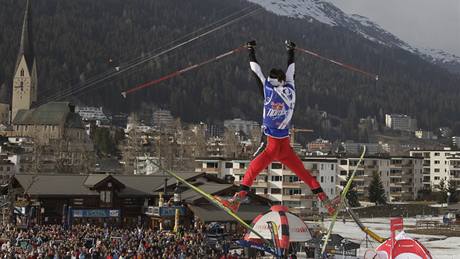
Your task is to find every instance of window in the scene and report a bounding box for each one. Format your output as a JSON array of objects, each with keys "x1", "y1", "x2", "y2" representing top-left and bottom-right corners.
[
  {"x1": 271, "y1": 163, "x2": 282, "y2": 169},
  {"x1": 434, "y1": 176, "x2": 440, "y2": 180},
  {"x1": 340, "y1": 160, "x2": 347, "y2": 165},
  {"x1": 225, "y1": 162, "x2": 232, "y2": 169},
  {"x1": 330, "y1": 176, "x2": 334, "y2": 182},
  {"x1": 206, "y1": 162, "x2": 218, "y2": 168},
  {"x1": 340, "y1": 170, "x2": 347, "y2": 176},
  {"x1": 434, "y1": 152, "x2": 440, "y2": 156},
  {"x1": 434, "y1": 160, "x2": 440, "y2": 164},
  {"x1": 312, "y1": 163, "x2": 318, "y2": 170},
  {"x1": 239, "y1": 163, "x2": 245, "y2": 169},
  {"x1": 73, "y1": 198, "x2": 84, "y2": 206},
  {"x1": 331, "y1": 164, "x2": 334, "y2": 170},
  {"x1": 271, "y1": 176, "x2": 282, "y2": 181},
  {"x1": 271, "y1": 188, "x2": 281, "y2": 194},
  {"x1": 285, "y1": 188, "x2": 301, "y2": 195},
  {"x1": 434, "y1": 169, "x2": 440, "y2": 173},
  {"x1": 321, "y1": 164, "x2": 324, "y2": 170},
  {"x1": 20, "y1": 69, "x2": 24, "y2": 76},
  {"x1": 264, "y1": 188, "x2": 268, "y2": 194},
  {"x1": 100, "y1": 191, "x2": 112, "y2": 203},
  {"x1": 320, "y1": 176, "x2": 324, "y2": 183}
]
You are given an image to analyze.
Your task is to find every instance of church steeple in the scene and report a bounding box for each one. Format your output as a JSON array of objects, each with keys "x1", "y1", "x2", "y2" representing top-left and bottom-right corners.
[
  {"x1": 12, "y1": 0, "x2": 38, "y2": 121},
  {"x1": 15, "y1": 0, "x2": 34, "y2": 72}
]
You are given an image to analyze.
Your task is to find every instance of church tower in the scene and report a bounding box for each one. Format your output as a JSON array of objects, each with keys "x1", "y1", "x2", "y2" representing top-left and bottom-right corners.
[{"x1": 12, "y1": 0, "x2": 37, "y2": 120}]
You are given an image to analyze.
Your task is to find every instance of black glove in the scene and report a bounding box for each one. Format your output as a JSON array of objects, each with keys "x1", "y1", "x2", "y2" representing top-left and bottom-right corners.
[
  {"x1": 285, "y1": 40, "x2": 296, "y2": 50},
  {"x1": 246, "y1": 40, "x2": 256, "y2": 50}
]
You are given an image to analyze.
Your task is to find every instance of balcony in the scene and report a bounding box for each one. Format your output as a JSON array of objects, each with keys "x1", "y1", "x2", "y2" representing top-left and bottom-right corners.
[
  {"x1": 364, "y1": 164, "x2": 377, "y2": 169},
  {"x1": 253, "y1": 180, "x2": 268, "y2": 188},
  {"x1": 282, "y1": 181, "x2": 302, "y2": 187},
  {"x1": 282, "y1": 169, "x2": 295, "y2": 175},
  {"x1": 231, "y1": 169, "x2": 246, "y2": 174},
  {"x1": 282, "y1": 194, "x2": 311, "y2": 201}
]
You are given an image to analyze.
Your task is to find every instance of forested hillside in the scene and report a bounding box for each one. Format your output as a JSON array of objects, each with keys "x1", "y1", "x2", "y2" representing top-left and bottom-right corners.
[{"x1": 0, "y1": 0, "x2": 459, "y2": 139}]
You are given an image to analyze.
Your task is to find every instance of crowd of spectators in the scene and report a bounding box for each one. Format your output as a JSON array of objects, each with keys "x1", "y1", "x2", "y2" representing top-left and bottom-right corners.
[{"x1": 0, "y1": 224, "x2": 245, "y2": 259}]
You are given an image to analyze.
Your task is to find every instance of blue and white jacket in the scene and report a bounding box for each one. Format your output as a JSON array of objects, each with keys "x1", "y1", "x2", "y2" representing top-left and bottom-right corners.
[{"x1": 249, "y1": 49, "x2": 295, "y2": 138}]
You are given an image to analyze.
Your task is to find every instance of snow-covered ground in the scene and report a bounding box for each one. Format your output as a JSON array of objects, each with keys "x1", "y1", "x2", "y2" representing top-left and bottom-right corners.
[{"x1": 309, "y1": 216, "x2": 460, "y2": 259}]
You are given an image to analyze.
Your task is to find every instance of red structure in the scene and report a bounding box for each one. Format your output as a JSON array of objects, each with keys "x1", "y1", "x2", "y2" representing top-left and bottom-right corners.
[{"x1": 375, "y1": 217, "x2": 433, "y2": 259}]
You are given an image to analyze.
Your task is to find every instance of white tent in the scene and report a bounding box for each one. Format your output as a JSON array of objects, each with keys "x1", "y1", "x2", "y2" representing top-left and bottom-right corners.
[{"x1": 245, "y1": 205, "x2": 312, "y2": 248}]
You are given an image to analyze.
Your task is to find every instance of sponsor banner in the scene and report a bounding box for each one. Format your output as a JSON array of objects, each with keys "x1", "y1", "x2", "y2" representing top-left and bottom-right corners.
[
  {"x1": 146, "y1": 206, "x2": 185, "y2": 217},
  {"x1": 72, "y1": 209, "x2": 120, "y2": 218}
]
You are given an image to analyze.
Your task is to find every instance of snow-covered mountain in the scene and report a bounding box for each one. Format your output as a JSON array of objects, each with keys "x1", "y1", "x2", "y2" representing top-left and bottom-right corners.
[{"x1": 246, "y1": 0, "x2": 460, "y2": 73}]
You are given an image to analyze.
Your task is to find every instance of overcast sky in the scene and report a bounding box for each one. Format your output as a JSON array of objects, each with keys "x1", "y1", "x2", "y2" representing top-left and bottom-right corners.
[{"x1": 328, "y1": 0, "x2": 460, "y2": 56}]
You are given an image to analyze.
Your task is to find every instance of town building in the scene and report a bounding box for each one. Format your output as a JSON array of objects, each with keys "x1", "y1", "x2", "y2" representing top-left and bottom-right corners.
[
  {"x1": 75, "y1": 106, "x2": 109, "y2": 123},
  {"x1": 385, "y1": 114, "x2": 417, "y2": 132},
  {"x1": 10, "y1": 102, "x2": 94, "y2": 173},
  {"x1": 446, "y1": 155, "x2": 460, "y2": 192},
  {"x1": 389, "y1": 156, "x2": 424, "y2": 201},
  {"x1": 133, "y1": 155, "x2": 160, "y2": 175},
  {"x1": 4, "y1": 173, "x2": 270, "y2": 230},
  {"x1": 307, "y1": 138, "x2": 332, "y2": 154},
  {"x1": 337, "y1": 157, "x2": 391, "y2": 201},
  {"x1": 452, "y1": 136, "x2": 460, "y2": 149},
  {"x1": 195, "y1": 157, "x2": 338, "y2": 215},
  {"x1": 341, "y1": 142, "x2": 382, "y2": 155},
  {"x1": 415, "y1": 130, "x2": 437, "y2": 140},
  {"x1": 152, "y1": 109, "x2": 174, "y2": 132},
  {"x1": 223, "y1": 118, "x2": 260, "y2": 136},
  {"x1": 410, "y1": 148, "x2": 460, "y2": 190}
]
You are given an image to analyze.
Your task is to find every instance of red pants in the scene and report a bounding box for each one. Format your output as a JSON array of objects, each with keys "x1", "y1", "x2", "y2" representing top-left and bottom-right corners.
[{"x1": 241, "y1": 136, "x2": 321, "y2": 190}]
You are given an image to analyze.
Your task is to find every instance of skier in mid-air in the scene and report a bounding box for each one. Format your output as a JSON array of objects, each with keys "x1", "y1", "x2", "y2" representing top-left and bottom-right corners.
[{"x1": 215, "y1": 40, "x2": 337, "y2": 215}]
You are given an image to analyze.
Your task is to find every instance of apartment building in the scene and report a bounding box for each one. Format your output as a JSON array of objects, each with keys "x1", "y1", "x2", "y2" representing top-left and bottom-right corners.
[
  {"x1": 197, "y1": 155, "x2": 425, "y2": 205},
  {"x1": 389, "y1": 157, "x2": 424, "y2": 201},
  {"x1": 195, "y1": 157, "x2": 337, "y2": 214},
  {"x1": 75, "y1": 106, "x2": 108, "y2": 122},
  {"x1": 385, "y1": 114, "x2": 417, "y2": 132},
  {"x1": 223, "y1": 118, "x2": 260, "y2": 136},
  {"x1": 337, "y1": 157, "x2": 391, "y2": 201},
  {"x1": 447, "y1": 155, "x2": 460, "y2": 189},
  {"x1": 410, "y1": 148, "x2": 460, "y2": 190}
]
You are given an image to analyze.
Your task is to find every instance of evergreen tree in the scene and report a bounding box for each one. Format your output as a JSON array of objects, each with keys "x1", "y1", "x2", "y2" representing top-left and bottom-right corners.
[
  {"x1": 345, "y1": 173, "x2": 360, "y2": 207},
  {"x1": 368, "y1": 172, "x2": 387, "y2": 205},
  {"x1": 447, "y1": 179, "x2": 458, "y2": 203},
  {"x1": 91, "y1": 127, "x2": 116, "y2": 156},
  {"x1": 438, "y1": 178, "x2": 448, "y2": 204}
]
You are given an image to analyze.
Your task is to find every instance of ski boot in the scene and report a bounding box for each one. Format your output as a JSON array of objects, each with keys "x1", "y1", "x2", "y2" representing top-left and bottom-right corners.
[
  {"x1": 285, "y1": 40, "x2": 296, "y2": 50},
  {"x1": 214, "y1": 191, "x2": 247, "y2": 213},
  {"x1": 317, "y1": 192, "x2": 340, "y2": 216}
]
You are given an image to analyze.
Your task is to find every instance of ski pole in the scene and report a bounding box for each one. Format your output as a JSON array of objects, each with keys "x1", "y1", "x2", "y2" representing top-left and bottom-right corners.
[
  {"x1": 122, "y1": 46, "x2": 245, "y2": 97},
  {"x1": 296, "y1": 47, "x2": 379, "y2": 81}
]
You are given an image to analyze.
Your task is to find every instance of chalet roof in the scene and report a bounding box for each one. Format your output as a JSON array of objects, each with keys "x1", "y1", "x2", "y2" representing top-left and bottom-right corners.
[
  {"x1": 15, "y1": 0, "x2": 35, "y2": 72},
  {"x1": 15, "y1": 174, "x2": 96, "y2": 196},
  {"x1": 180, "y1": 183, "x2": 233, "y2": 203},
  {"x1": 114, "y1": 175, "x2": 166, "y2": 197},
  {"x1": 153, "y1": 172, "x2": 204, "y2": 192},
  {"x1": 13, "y1": 174, "x2": 167, "y2": 197},
  {"x1": 13, "y1": 102, "x2": 84, "y2": 128}
]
